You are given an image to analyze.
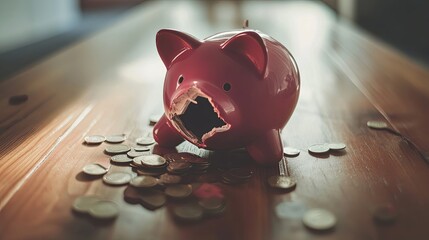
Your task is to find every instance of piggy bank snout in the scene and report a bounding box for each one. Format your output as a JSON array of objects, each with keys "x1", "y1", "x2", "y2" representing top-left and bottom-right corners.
[{"x1": 168, "y1": 81, "x2": 236, "y2": 146}]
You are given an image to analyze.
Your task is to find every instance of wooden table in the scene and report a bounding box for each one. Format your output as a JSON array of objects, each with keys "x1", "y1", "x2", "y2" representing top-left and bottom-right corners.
[{"x1": 1, "y1": 1, "x2": 429, "y2": 239}]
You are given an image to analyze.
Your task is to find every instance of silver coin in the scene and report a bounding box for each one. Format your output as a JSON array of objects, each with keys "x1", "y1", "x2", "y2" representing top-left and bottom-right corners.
[
  {"x1": 82, "y1": 163, "x2": 108, "y2": 176},
  {"x1": 72, "y1": 195, "x2": 101, "y2": 213},
  {"x1": 103, "y1": 172, "x2": 132, "y2": 185},
  {"x1": 127, "y1": 150, "x2": 146, "y2": 158},
  {"x1": 130, "y1": 176, "x2": 159, "y2": 188},
  {"x1": 267, "y1": 176, "x2": 297, "y2": 190},
  {"x1": 110, "y1": 154, "x2": 132, "y2": 163},
  {"x1": 105, "y1": 134, "x2": 126, "y2": 143},
  {"x1": 308, "y1": 144, "x2": 330, "y2": 154},
  {"x1": 328, "y1": 143, "x2": 346, "y2": 151},
  {"x1": 133, "y1": 146, "x2": 151, "y2": 152},
  {"x1": 105, "y1": 144, "x2": 130, "y2": 154},
  {"x1": 88, "y1": 201, "x2": 119, "y2": 219},
  {"x1": 84, "y1": 135, "x2": 105, "y2": 144},
  {"x1": 136, "y1": 137, "x2": 155, "y2": 146},
  {"x1": 132, "y1": 157, "x2": 143, "y2": 167},
  {"x1": 283, "y1": 147, "x2": 300, "y2": 157},
  {"x1": 138, "y1": 154, "x2": 166, "y2": 168},
  {"x1": 303, "y1": 208, "x2": 336, "y2": 231},
  {"x1": 367, "y1": 120, "x2": 388, "y2": 129},
  {"x1": 275, "y1": 201, "x2": 306, "y2": 220}
]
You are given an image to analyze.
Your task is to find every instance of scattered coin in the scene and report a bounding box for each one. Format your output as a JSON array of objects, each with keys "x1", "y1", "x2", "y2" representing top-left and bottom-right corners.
[
  {"x1": 9, "y1": 94, "x2": 28, "y2": 105},
  {"x1": 84, "y1": 135, "x2": 106, "y2": 144},
  {"x1": 105, "y1": 144, "x2": 131, "y2": 154},
  {"x1": 159, "y1": 173, "x2": 182, "y2": 185},
  {"x1": 139, "y1": 154, "x2": 167, "y2": 168},
  {"x1": 275, "y1": 201, "x2": 306, "y2": 220},
  {"x1": 133, "y1": 146, "x2": 151, "y2": 152},
  {"x1": 127, "y1": 150, "x2": 146, "y2": 158},
  {"x1": 308, "y1": 144, "x2": 330, "y2": 154},
  {"x1": 82, "y1": 163, "x2": 108, "y2": 176},
  {"x1": 136, "y1": 137, "x2": 155, "y2": 146},
  {"x1": 283, "y1": 147, "x2": 300, "y2": 157},
  {"x1": 72, "y1": 195, "x2": 101, "y2": 213},
  {"x1": 139, "y1": 190, "x2": 166, "y2": 210},
  {"x1": 110, "y1": 154, "x2": 133, "y2": 163},
  {"x1": 124, "y1": 186, "x2": 142, "y2": 203},
  {"x1": 373, "y1": 204, "x2": 397, "y2": 224},
  {"x1": 103, "y1": 172, "x2": 132, "y2": 185},
  {"x1": 173, "y1": 204, "x2": 204, "y2": 222},
  {"x1": 268, "y1": 176, "x2": 297, "y2": 190},
  {"x1": 105, "y1": 134, "x2": 126, "y2": 143},
  {"x1": 165, "y1": 184, "x2": 193, "y2": 199},
  {"x1": 367, "y1": 120, "x2": 389, "y2": 130},
  {"x1": 130, "y1": 176, "x2": 159, "y2": 188},
  {"x1": 88, "y1": 201, "x2": 119, "y2": 220},
  {"x1": 303, "y1": 208, "x2": 336, "y2": 231},
  {"x1": 328, "y1": 143, "x2": 346, "y2": 151}
]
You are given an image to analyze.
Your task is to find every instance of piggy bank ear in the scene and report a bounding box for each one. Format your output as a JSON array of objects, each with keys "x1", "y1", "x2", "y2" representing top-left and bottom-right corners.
[
  {"x1": 156, "y1": 29, "x2": 201, "y2": 68},
  {"x1": 221, "y1": 31, "x2": 268, "y2": 77}
]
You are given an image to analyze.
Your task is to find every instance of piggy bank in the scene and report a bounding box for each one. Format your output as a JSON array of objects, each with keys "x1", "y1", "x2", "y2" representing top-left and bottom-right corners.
[{"x1": 153, "y1": 29, "x2": 300, "y2": 164}]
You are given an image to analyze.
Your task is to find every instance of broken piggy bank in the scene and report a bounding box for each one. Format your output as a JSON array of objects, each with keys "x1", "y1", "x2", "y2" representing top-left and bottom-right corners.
[{"x1": 153, "y1": 29, "x2": 300, "y2": 164}]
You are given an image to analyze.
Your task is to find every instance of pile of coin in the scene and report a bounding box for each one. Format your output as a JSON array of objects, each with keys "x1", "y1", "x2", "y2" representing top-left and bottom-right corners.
[{"x1": 72, "y1": 195, "x2": 119, "y2": 220}]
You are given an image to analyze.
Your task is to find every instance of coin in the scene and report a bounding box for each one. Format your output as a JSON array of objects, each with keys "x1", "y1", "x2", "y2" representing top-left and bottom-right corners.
[
  {"x1": 173, "y1": 204, "x2": 204, "y2": 222},
  {"x1": 127, "y1": 150, "x2": 146, "y2": 158},
  {"x1": 159, "y1": 173, "x2": 182, "y2": 185},
  {"x1": 105, "y1": 134, "x2": 126, "y2": 143},
  {"x1": 139, "y1": 154, "x2": 167, "y2": 168},
  {"x1": 84, "y1": 135, "x2": 105, "y2": 144},
  {"x1": 105, "y1": 144, "x2": 131, "y2": 154},
  {"x1": 308, "y1": 144, "x2": 330, "y2": 154},
  {"x1": 130, "y1": 176, "x2": 159, "y2": 188},
  {"x1": 103, "y1": 172, "x2": 132, "y2": 185},
  {"x1": 328, "y1": 143, "x2": 346, "y2": 151},
  {"x1": 167, "y1": 162, "x2": 192, "y2": 174},
  {"x1": 124, "y1": 186, "x2": 142, "y2": 203},
  {"x1": 283, "y1": 147, "x2": 300, "y2": 157},
  {"x1": 110, "y1": 154, "x2": 132, "y2": 163},
  {"x1": 165, "y1": 184, "x2": 192, "y2": 199},
  {"x1": 72, "y1": 195, "x2": 101, "y2": 213},
  {"x1": 275, "y1": 201, "x2": 306, "y2": 220},
  {"x1": 267, "y1": 176, "x2": 297, "y2": 190},
  {"x1": 303, "y1": 208, "x2": 336, "y2": 231},
  {"x1": 133, "y1": 146, "x2": 151, "y2": 152},
  {"x1": 367, "y1": 120, "x2": 388, "y2": 129},
  {"x1": 140, "y1": 190, "x2": 166, "y2": 210},
  {"x1": 136, "y1": 137, "x2": 155, "y2": 146},
  {"x1": 373, "y1": 204, "x2": 397, "y2": 224},
  {"x1": 82, "y1": 163, "x2": 108, "y2": 176},
  {"x1": 198, "y1": 197, "x2": 225, "y2": 212},
  {"x1": 88, "y1": 201, "x2": 119, "y2": 219},
  {"x1": 136, "y1": 168, "x2": 165, "y2": 177}
]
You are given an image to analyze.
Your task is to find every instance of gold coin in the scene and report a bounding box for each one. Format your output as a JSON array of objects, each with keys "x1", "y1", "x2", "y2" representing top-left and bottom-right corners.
[
  {"x1": 88, "y1": 201, "x2": 119, "y2": 219},
  {"x1": 110, "y1": 154, "x2": 132, "y2": 163},
  {"x1": 105, "y1": 134, "x2": 126, "y2": 143},
  {"x1": 303, "y1": 208, "x2": 336, "y2": 231},
  {"x1": 308, "y1": 144, "x2": 330, "y2": 154},
  {"x1": 105, "y1": 144, "x2": 130, "y2": 154},
  {"x1": 367, "y1": 120, "x2": 388, "y2": 129},
  {"x1": 130, "y1": 176, "x2": 159, "y2": 188},
  {"x1": 165, "y1": 184, "x2": 192, "y2": 198},
  {"x1": 139, "y1": 154, "x2": 167, "y2": 168},
  {"x1": 82, "y1": 163, "x2": 108, "y2": 176},
  {"x1": 72, "y1": 195, "x2": 101, "y2": 213},
  {"x1": 136, "y1": 137, "x2": 155, "y2": 146},
  {"x1": 283, "y1": 147, "x2": 300, "y2": 157},
  {"x1": 267, "y1": 176, "x2": 297, "y2": 190},
  {"x1": 103, "y1": 172, "x2": 132, "y2": 185},
  {"x1": 139, "y1": 190, "x2": 166, "y2": 210},
  {"x1": 84, "y1": 135, "x2": 105, "y2": 144}
]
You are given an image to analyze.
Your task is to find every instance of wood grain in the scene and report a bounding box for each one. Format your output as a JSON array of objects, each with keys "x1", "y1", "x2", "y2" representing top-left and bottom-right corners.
[{"x1": 1, "y1": 1, "x2": 429, "y2": 240}]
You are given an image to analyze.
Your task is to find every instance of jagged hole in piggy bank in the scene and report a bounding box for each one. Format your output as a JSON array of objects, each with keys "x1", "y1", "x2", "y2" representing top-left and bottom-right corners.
[{"x1": 153, "y1": 29, "x2": 300, "y2": 165}]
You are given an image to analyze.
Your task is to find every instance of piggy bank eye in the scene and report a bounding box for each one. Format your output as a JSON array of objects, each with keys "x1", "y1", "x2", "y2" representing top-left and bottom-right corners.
[
  {"x1": 223, "y1": 82, "x2": 231, "y2": 91},
  {"x1": 178, "y1": 75, "x2": 184, "y2": 84}
]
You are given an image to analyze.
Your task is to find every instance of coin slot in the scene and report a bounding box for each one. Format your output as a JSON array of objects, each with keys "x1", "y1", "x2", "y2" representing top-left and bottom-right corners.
[{"x1": 176, "y1": 96, "x2": 226, "y2": 142}]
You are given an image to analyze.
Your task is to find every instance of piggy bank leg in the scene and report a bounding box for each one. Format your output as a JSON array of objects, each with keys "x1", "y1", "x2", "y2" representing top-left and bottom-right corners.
[
  {"x1": 153, "y1": 114, "x2": 184, "y2": 147},
  {"x1": 246, "y1": 129, "x2": 283, "y2": 165}
]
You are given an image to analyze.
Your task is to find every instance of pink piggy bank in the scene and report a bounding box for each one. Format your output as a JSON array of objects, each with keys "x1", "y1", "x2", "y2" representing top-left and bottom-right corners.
[{"x1": 153, "y1": 29, "x2": 300, "y2": 164}]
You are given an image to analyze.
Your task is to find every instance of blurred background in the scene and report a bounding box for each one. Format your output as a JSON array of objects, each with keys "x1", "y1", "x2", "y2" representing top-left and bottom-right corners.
[{"x1": 0, "y1": 0, "x2": 428, "y2": 82}]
